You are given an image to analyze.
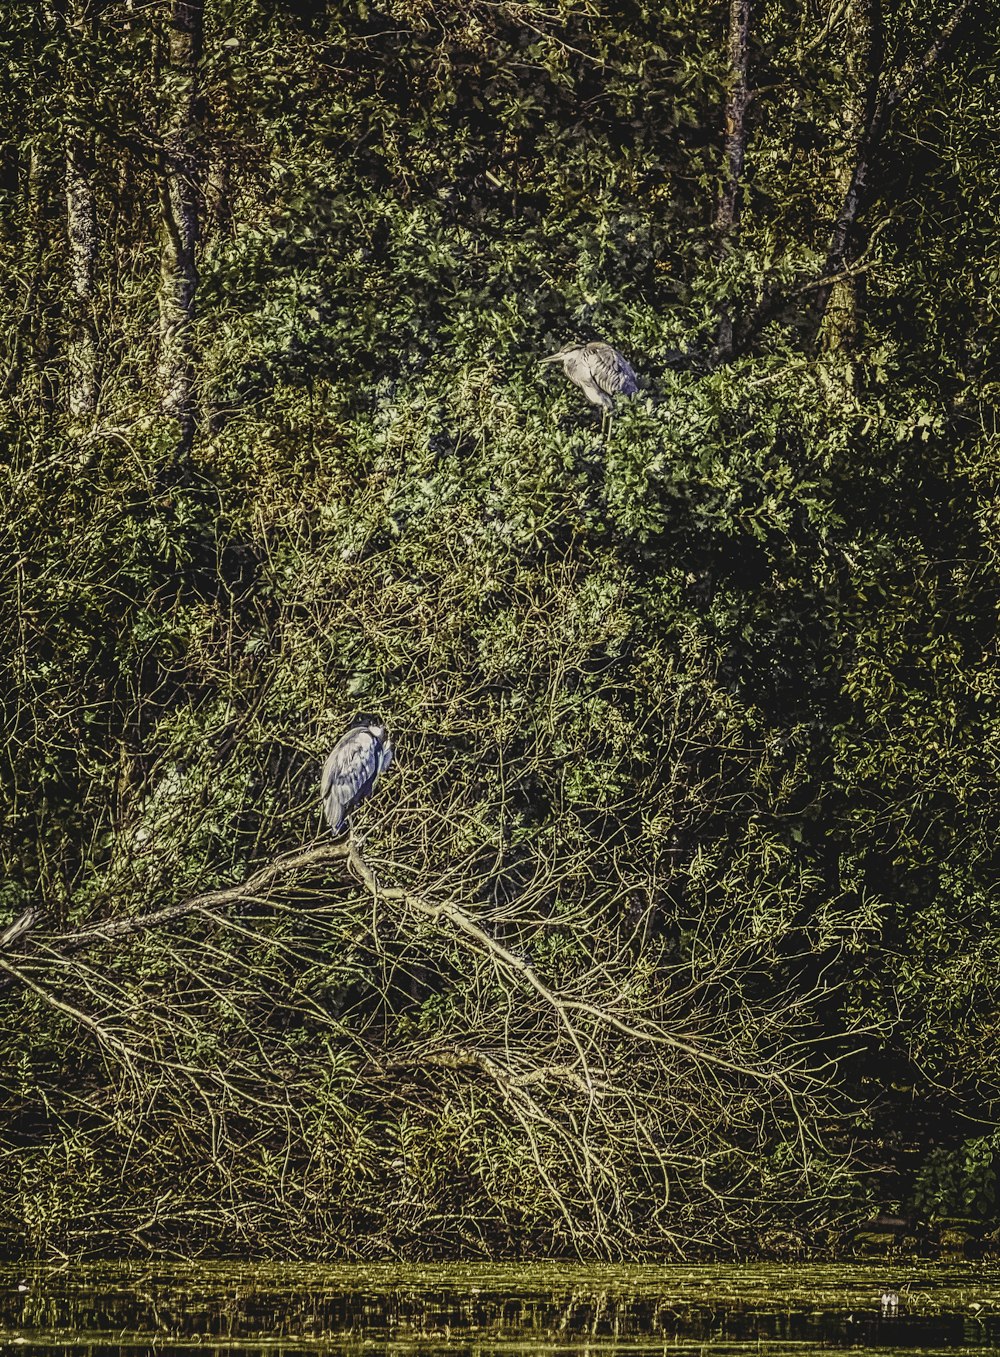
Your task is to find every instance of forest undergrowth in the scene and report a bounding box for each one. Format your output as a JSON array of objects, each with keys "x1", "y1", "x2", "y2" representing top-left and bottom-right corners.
[{"x1": 1, "y1": 0, "x2": 998, "y2": 1257}]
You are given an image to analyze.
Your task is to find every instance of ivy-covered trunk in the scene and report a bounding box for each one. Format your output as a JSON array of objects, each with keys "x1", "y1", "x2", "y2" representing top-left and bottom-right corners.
[{"x1": 714, "y1": 0, "x2": 754, "y2": 359}]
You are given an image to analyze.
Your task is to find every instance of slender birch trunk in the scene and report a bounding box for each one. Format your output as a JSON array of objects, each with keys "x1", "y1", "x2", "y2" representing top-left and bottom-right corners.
[
  {"x1": 59, "y1": 0, "x2": 99, "y2": 423},
  {"x1": 156, "y1": 0, "x2": 203, "y2": 446},
  {"x1": 65, "y1": 128, "x2": 99, "y2": 421},
  {"x1": 63, "y1": 0, "x2": 99, "y2": 423}
]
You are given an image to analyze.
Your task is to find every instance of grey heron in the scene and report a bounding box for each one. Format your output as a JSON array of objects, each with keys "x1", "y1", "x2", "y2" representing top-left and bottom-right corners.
[
  {"x1": 540, "y1": 341, "x2": 639, "y2": 431},
  {"x1": 321, "y1": 715, "x2": 394, "y2": 834}
]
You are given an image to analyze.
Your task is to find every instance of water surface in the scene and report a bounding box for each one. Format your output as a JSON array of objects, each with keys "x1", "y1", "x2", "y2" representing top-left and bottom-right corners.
[{"x1": 3, "y1": 1263, "x2": 1000, "y2": 1357}]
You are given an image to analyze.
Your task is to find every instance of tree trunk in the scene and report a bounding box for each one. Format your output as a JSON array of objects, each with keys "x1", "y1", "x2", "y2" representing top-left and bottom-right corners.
[
  {"x1": 204, "y1": 148, "x2": 233, "y2": 248},
  {"x1": 65, "y1": 130, "x2": 99, "y2": 421},
  {"x1": 716, "y1": 0, "x2": 753, "y2": 239},
  {"x1": 714, "y1": 0, "x2": 754, "y2": 359},
  {"x1": 23, "y1": 143, "x2": 60, "y2": 421},
  {"x1": 15, "y1": 5, "x2": 61, "y2": 420},
  {"x1": 810, "y1": 0, "x2": 971, "y2": 347},
  {"x1": 156, "y1": 0, "x2": 203, "y2": 447},
  {"x1": 733, "y1": 0, "x2": 973, "y2": 358},
  {"x1": 62, "y1": 0, "x2": 100, "y2": 424},
  {"x1": 815, "y1": 0, "x2": 883, "y2": 361}
]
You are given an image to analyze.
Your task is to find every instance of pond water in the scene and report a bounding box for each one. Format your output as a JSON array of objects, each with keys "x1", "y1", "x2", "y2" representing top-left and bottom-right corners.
[{"x1": 2, "y1": 1263, "x2": 1000, "y2": 1357}]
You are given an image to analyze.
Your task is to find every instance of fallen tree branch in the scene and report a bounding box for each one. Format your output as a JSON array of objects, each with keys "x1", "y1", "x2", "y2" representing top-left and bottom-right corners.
[
  {"x1": 0, "y1": 840, "x2": 350, "y2": 991},
  {"x1": 348, "y1": 842, "x2": 820, "y2": 1161},
  {"x1": 0, "y1": 908, "x2": 37, "y2": 949},
  {"x1": 0, "y1": 835, "x2": 828, "y2": 1195}
]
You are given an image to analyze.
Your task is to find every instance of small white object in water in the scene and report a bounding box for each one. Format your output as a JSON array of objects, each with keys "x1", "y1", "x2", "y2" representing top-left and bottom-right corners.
[
  {"x1": 16, "y1": 1279, "x2": 29, "y2": 1293},
  {"x1": 880, "y1": 1291, "x2": 899, "y2": 1317}
]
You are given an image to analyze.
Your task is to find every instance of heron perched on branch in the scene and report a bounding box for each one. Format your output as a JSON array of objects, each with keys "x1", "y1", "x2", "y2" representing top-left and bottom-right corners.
[
  {"x1": 321, "y1": 716, "x2": 394, "y2": 834},
  {"x1": 540, "y1": 341, "x2": 639, "y2": 429}
]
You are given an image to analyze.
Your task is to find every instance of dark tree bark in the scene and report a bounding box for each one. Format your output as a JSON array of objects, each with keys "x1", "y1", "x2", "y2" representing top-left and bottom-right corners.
[
  {"x1": 716, "y1": 0, "x2": 753, "y2": 239},
  {"x1": 4, "y1": 6, "x2": 62, "y2": 415},
  {"x1": 204, "y1": 151, "x2": 233, "y2": 245},
  {"x1": 731, "y1": 0, "x2": 975, "y2": 358},
  {"x1": 156, "y1": 0, "x2": 203, "y2": 447},
  {"x1": 809, "y1": 0, "x2": 973, "y2": 346},
  {"x1": 817, "y1": 0, "x2": 883, "y2": 362},
  {"x1": 714, "y1": 0, "x2": 754, "y2": 358},
  {"x1": 23, "y1": 143, "x2": 60, "y2": 419}
]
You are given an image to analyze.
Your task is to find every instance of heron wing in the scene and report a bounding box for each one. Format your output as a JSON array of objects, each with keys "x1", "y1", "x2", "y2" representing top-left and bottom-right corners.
[
  {"x1": 585, "y1": 343, "x2": 639, "y2": 396},
  {"x1": 321, "y1": 728, "x2": 382, "y2": 830}
]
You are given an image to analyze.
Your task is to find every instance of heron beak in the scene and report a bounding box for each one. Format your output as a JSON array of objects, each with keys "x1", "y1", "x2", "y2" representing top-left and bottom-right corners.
[{"x1": 539, "y1": 354, "x2": 563, "y2": 365}]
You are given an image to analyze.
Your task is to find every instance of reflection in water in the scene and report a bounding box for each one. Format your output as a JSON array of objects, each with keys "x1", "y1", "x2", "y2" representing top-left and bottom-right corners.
[{"x1": 1, "y1": 1263, "x2": 1000, "y2": 1357}]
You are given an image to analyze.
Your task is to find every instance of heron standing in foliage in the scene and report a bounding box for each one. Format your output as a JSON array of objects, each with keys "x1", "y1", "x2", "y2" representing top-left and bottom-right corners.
[
  {"x1": 321, "y1": 716, "x2": 394, "y2": 835},
  {"x1": 540, "y1": 341, "x2": 639, "y2": 433}
]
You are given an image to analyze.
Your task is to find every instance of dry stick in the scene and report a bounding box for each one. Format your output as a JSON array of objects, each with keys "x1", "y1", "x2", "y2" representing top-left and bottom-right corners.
[
  {"x1": 348, "y1": 846, "x2": 816, "y2": 1177},
  {"x1": 461, "y1": 1045, "x2": 618, "y2": 1245},
  {"x1": 182, "y1": 929, "x2": 375, "y2": 1087},
  {"x1": 0, "y1": 954, "x2": 143, "y2": 1079},
  {"x1": 0, "y1": 841, "x2": 350, "y2": 979},
  {"x1": 0, "y1": 908, "x2": 36, "y2": 948},
  {"x1": 482, "y1": 1065, "x2": 588, "y2": 1249},
  {"x1": 797, "y1": 0, "x2": 852, "y2": 57},
  {"x1": 375, "y1": 850, "x2": 789, "y2": 1081},
  {"x1": 347, "y1": 845, "x2": 597, "y2": 1094},
  {"x1": 18, "y1": 835, "x2": 813, "y2": 1097},
  {"x1": 7, "y1": 942, "x2": 291, "y2": 1118}
]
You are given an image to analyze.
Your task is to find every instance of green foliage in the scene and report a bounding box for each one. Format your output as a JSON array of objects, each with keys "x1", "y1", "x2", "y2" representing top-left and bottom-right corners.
[
  {"x1": 0, "y1": 0, "x2": 999, "y2": 1260},
  {"x1": 913, "y1": 1137, "x2": 1000, "y2": 1223}
]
